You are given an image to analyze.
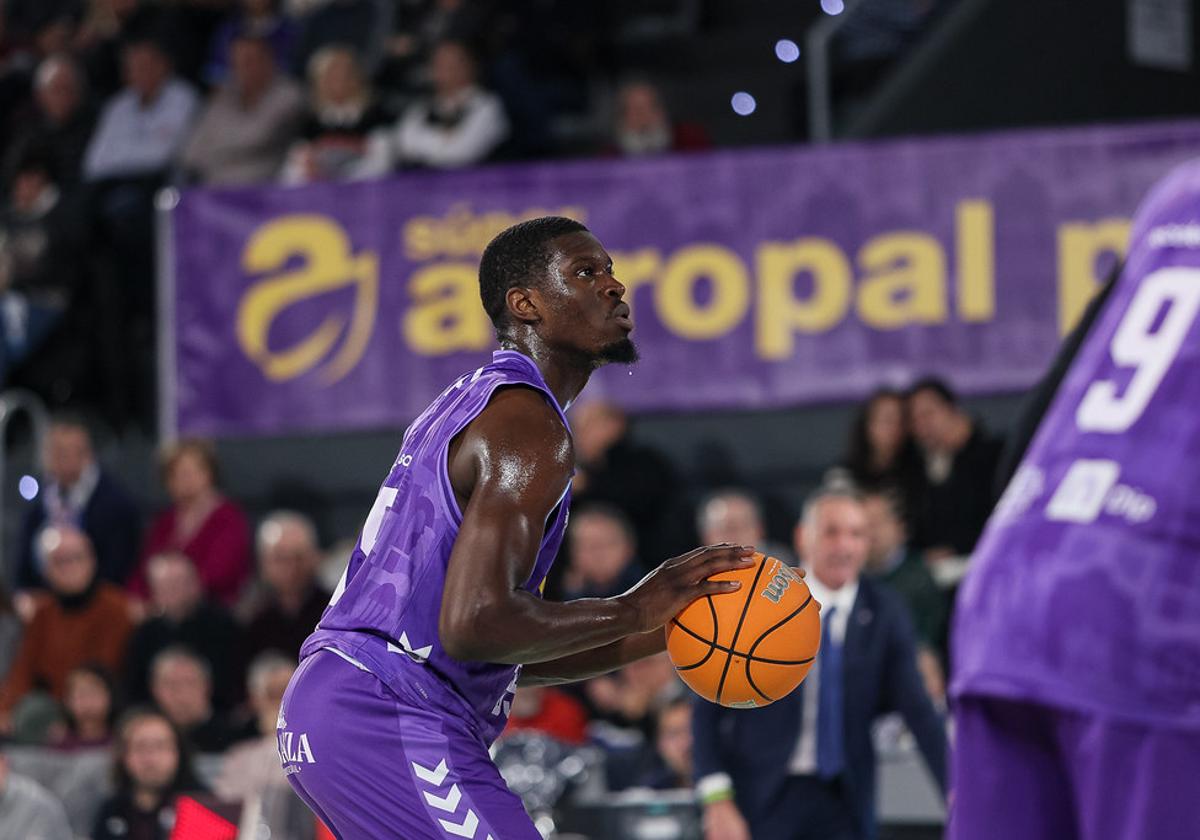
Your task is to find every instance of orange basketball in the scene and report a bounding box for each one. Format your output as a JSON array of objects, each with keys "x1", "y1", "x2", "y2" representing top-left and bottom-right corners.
[{"x1": 666, "y1": 553, "x2": 821, "y2": 708}]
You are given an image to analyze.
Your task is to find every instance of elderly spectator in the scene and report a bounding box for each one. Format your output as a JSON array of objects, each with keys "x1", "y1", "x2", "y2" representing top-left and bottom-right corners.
[
  {"x1": 280, "y1": 45, "x2": 391, "y2": 183},
  {"x1": 15, "y1": 417, "x2": 138, "y2": 596},
  {"x1": 133, "y1": 439, "x2": 252, "y2": 607},
  {"x1": 82, "y1": 36, "x2": 198, "y2": 182},
  {"x1": 609, "y1": 79, "x2": 709, "y2": 157},
  {"x1": 149, "y1": 647, "x2": 239, "y2": 754},
  {"x1": 91, "y1": 708, "x2": 203, "y2": 840},
  {"x1": 212, "y1": 653, "x2": 295, "y2": 802},
  {"x1": 204, "y1": 0, "x2": 296, "y2": 86},
  {"x1": 51, "y1": 664, "x2": 118, "y2": 751},
  {"x1": 388, "y1": 39, "x2": 508, "y2": 169},
  {"x1": 697, "y1": 488, "x2": 796, "y2": 566},
  {"x1": 569, "y1": 399, "x2": 679, "y2": 562},
  {"x1": 2, "y1": 54, "x2": 96, "y2": 187},
  {"x1": 0, "y1": 740, "x2": 74, "y2": 840},
  {"x1": 694, "y1": 488, "x2": 946, "y2": 840},
  {"x1": 906, "y1": 377, "x2": 1004, "y2": 560},
  {"x1": 239, "y1": 511, "x2": 330, "y2": 677},
  {"x1": 124, "y1": 552, "x2": 238, "y2": 710},
  {"x1": 181, "y1": 32, "x2": 304, "y2": 185},
  {"x1": 561, "y1": 504, "x2": 643, "y2": 601},
  {"x1": 0, "y1": 527, "x2": 133, "y2": 737}
]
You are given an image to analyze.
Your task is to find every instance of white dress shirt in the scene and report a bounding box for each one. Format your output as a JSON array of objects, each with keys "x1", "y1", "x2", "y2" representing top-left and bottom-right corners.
[
  {"x1": 787, "y1": 573, "x2": 859, "y2": 775},
  {"x1": 84, "y1": 79, "x2": 199, "y2": 180}
]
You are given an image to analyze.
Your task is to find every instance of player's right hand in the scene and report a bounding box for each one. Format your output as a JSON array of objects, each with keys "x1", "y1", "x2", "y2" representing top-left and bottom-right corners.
[
  {"x1": 618, "y1": 543, "x2": 755, "y2": 634},
  {"x1": 703, "y1": 799, "x2": 751, "y2": 840}
]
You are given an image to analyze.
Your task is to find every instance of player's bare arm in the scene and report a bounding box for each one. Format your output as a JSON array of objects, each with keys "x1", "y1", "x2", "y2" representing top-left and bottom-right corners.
[{"x1": 439, "y1": 386, "x2": 753, "y2": 667}]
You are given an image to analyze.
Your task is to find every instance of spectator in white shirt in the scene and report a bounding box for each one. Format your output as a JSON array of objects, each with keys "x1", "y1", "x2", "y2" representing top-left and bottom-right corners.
[
  {"x1": 389, "y1": 39, "x2": 508, "y2": 169},
  {"x1": 82, "y1": 37, "x2": 198, "y2": 182}
]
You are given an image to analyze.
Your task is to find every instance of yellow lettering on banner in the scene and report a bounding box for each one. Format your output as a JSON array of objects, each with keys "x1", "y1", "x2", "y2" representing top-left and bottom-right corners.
[
  {"x1": 403, "y1": 263, "x2": 492, "y2": 355},
  {"x1": 237, "y1": 215, "x2": 378, "y2": 384},
  {"x1": 612, "y1": 248, "x2": 662, "y2": 323},
  {"x1": 1057, "y1": 219, "x2": 1130, "y2": 335},
  {"x1": 956, "y1": 200, "x2": 995, "y2": 321},
  {"x1": 755, "y1": 238, "x2": 852, "y2": 359},
  {"x1": 856, "y1": 232, "x2": 946, "y2": 328},
  {"x1": 655, "y1": 245, "x2": 750, "y2": 339}
]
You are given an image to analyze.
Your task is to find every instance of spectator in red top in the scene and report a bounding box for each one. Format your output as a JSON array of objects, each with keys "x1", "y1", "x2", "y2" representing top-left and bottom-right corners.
[
  {"x1": 607, "y1": 79, "x2": 710, "y2": 157},
  {"x1": 502, "y1": 686, "x2": 589, "y2": 746},
  {"x1": 132, "y1": 439, "x2": 251, "y2": 607}
]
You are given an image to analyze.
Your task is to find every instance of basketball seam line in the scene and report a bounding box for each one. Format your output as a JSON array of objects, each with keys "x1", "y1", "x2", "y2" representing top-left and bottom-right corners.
[
  {"x1": 673, "y1": 596, "x2": 720, "y2": 672},
  {"x1": 744, "y1": 593, "x2": 815, "y2": 702},
  {"x1": 714, "y1": 558, "x2": 770, "y2": 705},
  {"x1": 670, "y1": 618, "x2": 816, "y2": 666}
]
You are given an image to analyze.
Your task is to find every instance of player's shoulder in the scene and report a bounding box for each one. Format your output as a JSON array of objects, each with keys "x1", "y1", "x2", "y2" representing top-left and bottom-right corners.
[{"x1": 464, "y1": 385, "x2": 572, "y2": 465}]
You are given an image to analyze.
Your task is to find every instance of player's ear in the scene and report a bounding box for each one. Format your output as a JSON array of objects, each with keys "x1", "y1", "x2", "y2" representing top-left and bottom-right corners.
[{"x1": 506, "y1": 285, "x2": 541, "y2": 326}]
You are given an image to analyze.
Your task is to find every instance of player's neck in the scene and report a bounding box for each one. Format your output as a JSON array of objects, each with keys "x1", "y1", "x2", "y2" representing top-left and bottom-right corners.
[{"x1": 500, "y1": 335, "x2": 593, "y2": 409}]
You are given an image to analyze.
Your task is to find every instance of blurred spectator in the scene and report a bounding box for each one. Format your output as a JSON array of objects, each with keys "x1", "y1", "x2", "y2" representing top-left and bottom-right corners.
[
  {"x1": 0, "y1": 151, "x2": 88, "y2": 390},
  {"x1": 238, "y1": 511, "x2": 330, "y2": 679},
  {"x1": 204, "y1": 0, "x2": 296, "y2": 86},
  {"x1": 584, "y1": 652, "x2": 679, "y2": 742},
  {"x1": 569, "y1": 400, "x2": 679, "y2": 564},
  {"x1": 830, "y1": 388, "x2": 922, "y2": 506},
  {"x1": 149, "y1": 647, "x2": 240, "y2": 754},
  {"x1": 133, "y1": 439, "x2": 253, "y2": 607},
  {"x1": 694, "y1": 488, "x2": 947, "y2": 840},
  {"x1": 2, "y1": 54, "x2": 96, "y2": 188},
  {"x1": 0, "y1": 526, "x2": 133, "y2": 739},
  {"x1": 82, "y1": 36, "x2": 198, "y2": 182},
  {"x1": 76, "y1": 0, "x2": 191, "y2": 99},
  {"x1": 635, "y1": 695, "x2": 693, "y2": 790},
  {"x1": 292, "y1": 0, "x2": 390, "y2": 79},
  {"x1": 387, "y1": 39, "x2": 509, "y2": 169},
  {"x1": 861, "y1": 490, "x2": 947, "y2": 702},
  {"x1": 0, "y1": 587, "x2": 20, "y2": 685},
  {"x1": 16, "y1": 416, "x2": 139, "y2": 595},
  {"x1": 906, "y1": 377, "x2": 1003, "y2": 560},
  {"x1": 124, "y1": 552, "x2": 238, "y2": 710},
  {"x1": 91, "y1": 707, "x2": 203, "y2": 840},
  {"x1": 51, "y1": 663, "x2": 118, "y2": 751},
  {"x1": 180, "y1": 32, "x2": 304, "y2": 185},
  {"x1": 503, "y1": 686, "x2": 589, "y2": 746},
  {"x1": 696, "y1": 488, "x2": 797, "y2": 566},
  {"x1": 561, "y1": 504, "x2": 643, "y2": 601},
  {"x1": 608, "y1": 79, "x2": 709, "y2": 157},
  {"x1": 280, "y1": 45, "x2": 392, "y2": 183},
  {"x1": 212, "y1": 652, "x2": 294, "y2": 802},
  {"x1": 378, "y1": 0, "x2": 493, "y2": 93},
  {"x1": 0, "y1": 739, "x2": 74, "y2": 840}
]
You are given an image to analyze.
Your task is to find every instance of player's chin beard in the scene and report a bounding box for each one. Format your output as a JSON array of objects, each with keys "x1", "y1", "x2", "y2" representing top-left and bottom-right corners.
[{"x1": 594, "y1": 337, "x2": 639, "y2": 367}]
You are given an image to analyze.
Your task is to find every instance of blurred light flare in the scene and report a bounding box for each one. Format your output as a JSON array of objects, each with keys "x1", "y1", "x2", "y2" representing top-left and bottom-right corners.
[
  {"x1": 821, "y1": 0, "x2": 845, "y2": 15},
  {"x1": 18, "y1": 475, "x2": 38, "y2": 501},
  {"x1": 775, "y1": 39, "x2": 801, "y2": 63},
  {"x1": 731, "y1": 92, "x2": 757, "y2": 116}
]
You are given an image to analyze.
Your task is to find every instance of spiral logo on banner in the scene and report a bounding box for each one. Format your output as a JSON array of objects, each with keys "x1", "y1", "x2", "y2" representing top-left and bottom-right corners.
[{"x1": 236, "y1": 215, "x2": 379, "y2": 384}]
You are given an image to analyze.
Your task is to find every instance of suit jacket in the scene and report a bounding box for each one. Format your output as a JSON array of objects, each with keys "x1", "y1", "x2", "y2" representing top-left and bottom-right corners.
[
  {"x1": 692, "y1": 577, "x2": 947, "y2": 840},
  {"x1": 17, "y1": 470, "x2": 141, "y2": 590}
]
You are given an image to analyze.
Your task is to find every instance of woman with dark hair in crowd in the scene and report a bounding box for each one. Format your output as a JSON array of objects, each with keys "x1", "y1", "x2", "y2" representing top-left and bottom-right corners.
[
  {"x1": 131, "y1": 439, "x2": 252, "y2": 607},
  {"x1": 830, "y1": 388, "x2": 921, "y2": 505},
  {"x1": 92, "y1": 707, "x2": 204, "y2": 840},
  {"x1": 52, "y1": 663, "x2": 118, "y2": 750}
]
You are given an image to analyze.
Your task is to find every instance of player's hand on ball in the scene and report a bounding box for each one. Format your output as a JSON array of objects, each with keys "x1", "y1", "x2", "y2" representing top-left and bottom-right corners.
[
  {"x1": 703, "y1": 799, "x2": 751, "y2": 840},
  {"x1": 620, "y1": 544, "x2": 756, "y2": 633}
]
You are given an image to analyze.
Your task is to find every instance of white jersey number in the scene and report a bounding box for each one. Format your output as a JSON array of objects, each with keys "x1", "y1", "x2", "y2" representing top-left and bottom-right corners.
[
  {"x1": 329, "y1": 485, "x2": 399, "y2": 606},
  {"x1": 1076, "y1": 268, "x2": 1200, "y2": 433}
]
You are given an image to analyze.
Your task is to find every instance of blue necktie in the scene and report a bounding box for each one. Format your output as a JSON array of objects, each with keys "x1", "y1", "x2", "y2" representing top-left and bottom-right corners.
[{"x1": 816, "y1": 605, "x2": 844, "y2": 779}]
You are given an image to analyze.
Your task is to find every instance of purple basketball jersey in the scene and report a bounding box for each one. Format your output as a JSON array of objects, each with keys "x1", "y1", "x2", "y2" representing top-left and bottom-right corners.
[
  {"x1": 300, "y1": 350, "x2": 572, "y2": 744},
  {"x1": 952, "y1": 160, "x2": 1200, "y2": 727}
]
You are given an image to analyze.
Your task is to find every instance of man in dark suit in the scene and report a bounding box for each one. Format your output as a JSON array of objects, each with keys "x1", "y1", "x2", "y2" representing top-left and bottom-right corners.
[
  {"x1": 693, "y1": 487, "x2": 947, "y2": 840},
  {"x1": 16, "y1": 413, "x2": 140, "y2": 590}
]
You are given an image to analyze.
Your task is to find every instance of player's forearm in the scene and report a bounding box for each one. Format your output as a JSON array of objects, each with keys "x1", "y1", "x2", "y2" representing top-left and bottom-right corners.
[
  {"x1": 517, "y1": 629, "x2": 666, "y2": 686},
  {"x1": 440, "y1": 589, "x2": 647, "y2": 665}
]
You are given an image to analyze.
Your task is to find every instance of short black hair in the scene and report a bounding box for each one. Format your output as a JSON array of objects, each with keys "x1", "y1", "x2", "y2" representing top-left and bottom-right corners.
[
  {"x1": 907, "y1": 376, "x2": 958, "y2": 406},
  {"x1": 478, "y1": 216, "x2": 589, "y2": 332}
]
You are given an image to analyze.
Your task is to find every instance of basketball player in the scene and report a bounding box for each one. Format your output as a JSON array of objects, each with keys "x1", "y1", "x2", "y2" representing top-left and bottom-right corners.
[
  {"x1": 950, "y1": 160, "x2": 1200, "y2": 840},
  {"x1": 277, "y1": 216, "x2": 755, "y2": 839}
]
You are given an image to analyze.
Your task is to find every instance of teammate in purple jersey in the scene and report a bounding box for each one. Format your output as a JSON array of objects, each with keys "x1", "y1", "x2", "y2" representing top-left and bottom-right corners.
[
  {"x1": 276, "y1": 216, "x2": 756, "y2": 839},
  {"x1": 949, "y1": 160, "x2": 1200, "y2": 840}
]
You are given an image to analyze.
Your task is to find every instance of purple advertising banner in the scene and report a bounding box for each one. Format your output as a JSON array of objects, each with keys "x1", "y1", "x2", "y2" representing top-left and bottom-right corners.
[{"x1": 164, "y1": 120, "x2": 1200, "y2": 437}]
